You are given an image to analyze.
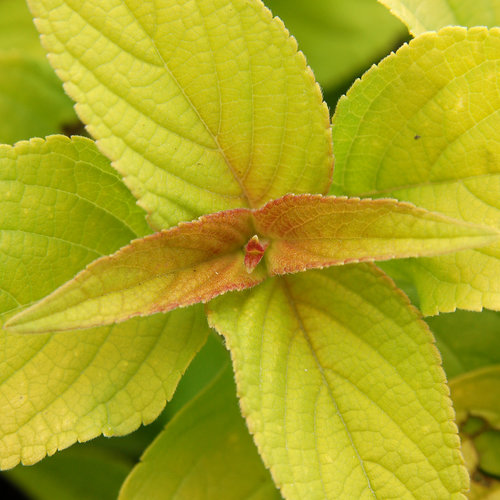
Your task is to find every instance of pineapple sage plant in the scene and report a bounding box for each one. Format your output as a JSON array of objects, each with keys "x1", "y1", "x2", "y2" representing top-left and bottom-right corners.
[{"x1": 1, "y1": 0, "x2": 500, "y2": 498}]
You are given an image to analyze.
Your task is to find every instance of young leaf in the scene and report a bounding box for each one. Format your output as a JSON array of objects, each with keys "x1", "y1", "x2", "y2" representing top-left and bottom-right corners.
[
  {"x1": 378, "y1": 0, "x2": 500, "y2": 35},
  {"x1": 264, "y1": 0, "x2": 406, "y2": 90},
  {"x1": 0, "y1": 136, "x2": 209, "y2": 469},
  {"x1": 207, "y1": 265, "x2": 469, "y2": 499},
  {"x1": 28, "y1": 0, "x2": 332, "y2": 229},
  {"x1": 8, "y1": 189, "x2": 499, "y2": 334},
  {"x1": 253, "y1": 194, "x2": 499, "y2": 274},
  {"x1": 5, "y1": 209, "x2": 267, "y2": 334},
  {"x1": 332, "y1": 27, "x2": 500, "y2": 314},
  {"x1": 120, "y1": 364, "x2": 281, "y2": 500}
]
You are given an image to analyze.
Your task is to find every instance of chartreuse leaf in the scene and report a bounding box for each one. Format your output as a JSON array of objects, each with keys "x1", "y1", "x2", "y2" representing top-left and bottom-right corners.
[
  {"x1": 207, "y1": 265, "x2": 469, "y2": 499},
  {"x1": 332, "y1": 27, "x2": 500, "y2": 314},
  {"x1": 263, "y1": 0, "x2": 406, "y2": 90},
  {"x1": 378, "y1": 0, "x2": 500, "y2": 36},
  {"x1": 28, "y1": 0, "x2": 332, "y2": 230},
  {"x1": 254, "y1": 194, "x2": 499, "y2": 275},
  {"x1": 6, "y1": 208, "x2": 266, "y2": 333},
  {"x1": 120, "y1": 364, "x2": 281, "y2": 500},
  {"x1": 0, "y1": 54, "x2": 77, "y2": 145},
  {"x1": 0, "y1": 136, "x2": 209, "y2": 469},
  {"x1": 7, "y1": 192, "x2": 498, "y2": 334}
]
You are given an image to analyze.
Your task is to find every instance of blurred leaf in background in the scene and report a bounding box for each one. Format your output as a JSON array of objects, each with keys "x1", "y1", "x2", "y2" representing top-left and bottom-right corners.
[{"x1": 0, "y1": 0, "x2": 79, "y2": 143}]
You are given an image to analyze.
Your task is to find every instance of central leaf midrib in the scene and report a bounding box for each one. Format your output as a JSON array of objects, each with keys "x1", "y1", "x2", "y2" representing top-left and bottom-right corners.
[
  {"x1": 280, "y1": 277, "x2": 377, "y2": 499},
  {"x1": 17, "y1": 250, "x2": 247, "y2": 328},
  {"x1": 112, "y1": 0, "x2": 254, "y2": 208},
  {"x1": 58, "y1": 1, "x2": 252, "y2": 208}
]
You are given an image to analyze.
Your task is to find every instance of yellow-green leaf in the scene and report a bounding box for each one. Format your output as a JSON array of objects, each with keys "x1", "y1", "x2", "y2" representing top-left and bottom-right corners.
[
  {"x1": 378, "y1": 0, "x2": 500, "y2": 36},
  {"x1": 5, "y1": 209, "x2": 266, "y2": 334},
  {"x1": 0, "y1": 136, "x2": 209, "y2": 469},
  {"x1": 332, "y1": 27, "x2": 500, "y2": 314},
  {"x1": 28, "y1": 0, "x2": 332, "y2": 229},
  {"x1": 207, "y1": 266, "x2": 469, "y2": 499},
  {"x1": 253, "y1": 194, "x2": 499, "y2": 275},
  {"x1": 120, "y1": 364, "x2": 281, "y2": 500}
]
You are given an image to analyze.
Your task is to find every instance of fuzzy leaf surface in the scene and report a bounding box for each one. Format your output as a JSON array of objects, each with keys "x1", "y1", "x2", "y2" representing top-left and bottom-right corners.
[
  {"x1": 28, "y1": 0, "x2": 332, "y2": 229},
  {"x1": 254, "y1": 194, "x2": 499, "y2": 275},
  {"x1": 0, "y1": 136, "x2": 209, "y2": 469},
  {"x1": 332, "y1": 27, "x2": 500, "y2": 314},
  {"x1": 207, "y1": 265, "x2": 469, "y2": 499},
  {"x1": 6, "y1": 209, "x2": 266, "y2": 333},
  {"x1": 120, "y1": 364, "x2": 281, "y2": 500},
  {"x1": 378, "y1": 0, "x2": 500, "y2": 35}
]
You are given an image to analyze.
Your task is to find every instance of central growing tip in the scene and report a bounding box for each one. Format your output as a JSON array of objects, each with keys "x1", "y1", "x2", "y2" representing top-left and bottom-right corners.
[{"x1": 244, "y1": 235, "x2": 269, "y2": 273}]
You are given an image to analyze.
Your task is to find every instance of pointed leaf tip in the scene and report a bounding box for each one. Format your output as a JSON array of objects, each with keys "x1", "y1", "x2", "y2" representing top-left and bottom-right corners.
[
  {"x1": 5, "y1": 209, "x2": 267, "y2": 334},
  {"x1": 253, "y1": 194, "x2": 499, "y2": 275}
]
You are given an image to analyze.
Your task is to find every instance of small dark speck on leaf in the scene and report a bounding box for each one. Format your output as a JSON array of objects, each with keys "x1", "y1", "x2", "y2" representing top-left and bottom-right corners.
[{"x1": 414, "y1": 134, "x2": 421, "y2": 140}]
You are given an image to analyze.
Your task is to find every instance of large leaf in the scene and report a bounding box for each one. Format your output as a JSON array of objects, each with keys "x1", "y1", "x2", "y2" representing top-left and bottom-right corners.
[
  {"x1": 332, "y1": 27, "x2": 500, "y2": 314},
  {"x1": 120, "y1": 364, "x2": 281, "y2": 500},
  {"x1": 263, "y1": 0, "x2": 406, "y2": 90},
  {"x1": 0, "y1": 136, "x2": 209, "y2": 469},
  {"x1": 207, "y1": 266, "x2": 469, "y2": 499},
  {"x1": 28, "y1": 0, "x2": 333, "y2": 230},
  {"x1": 7, "y1": 192, "x2": 498, "y2": 334},
  {"x1": 378, "y1": 0, "x2": 500, "y2": 36}
]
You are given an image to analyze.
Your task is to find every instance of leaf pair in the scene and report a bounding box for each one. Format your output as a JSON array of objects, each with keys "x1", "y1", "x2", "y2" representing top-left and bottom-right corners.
[{"x1": 5, "y1": 192, "x2": 497, "y2": 333}]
